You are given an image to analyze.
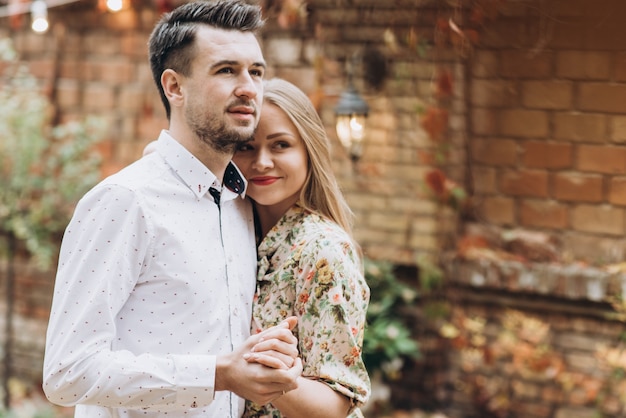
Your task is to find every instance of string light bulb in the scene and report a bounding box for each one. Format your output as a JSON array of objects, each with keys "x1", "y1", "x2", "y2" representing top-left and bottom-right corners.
[
  {"x1": 105, "y1": 0, "x2": 124, "y2": 12},
  {"x1": 30, "y1": 0, "x2": 49, "y2": 33}
]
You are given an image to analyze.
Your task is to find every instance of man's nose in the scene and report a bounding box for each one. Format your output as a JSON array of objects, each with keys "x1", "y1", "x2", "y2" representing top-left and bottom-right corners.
[{"x1": 235, "y1": 72, "x2": 259, "y2": 100}]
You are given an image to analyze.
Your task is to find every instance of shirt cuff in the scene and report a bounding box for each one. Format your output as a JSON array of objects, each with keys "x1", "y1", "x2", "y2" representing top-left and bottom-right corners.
[{"x1": 172, "y1": 354, "x2": 216, "y2": 408}]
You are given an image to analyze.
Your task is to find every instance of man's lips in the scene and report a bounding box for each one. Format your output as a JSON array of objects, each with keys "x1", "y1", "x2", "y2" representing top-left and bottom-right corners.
[
  {"x1": 228, "y1": 105, "x2": 255, "y2": 115},
  {"x1": 227, "y1": 105, "x2": 256, "y2": 122},
  {"x1": 250, "y1": 176, "x2": 279, "y2": 186}
]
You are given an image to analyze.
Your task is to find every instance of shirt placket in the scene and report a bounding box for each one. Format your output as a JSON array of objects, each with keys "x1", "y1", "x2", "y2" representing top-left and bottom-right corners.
[{"x1": 219, "y1": 196, "x2": 247, "y2": 418}]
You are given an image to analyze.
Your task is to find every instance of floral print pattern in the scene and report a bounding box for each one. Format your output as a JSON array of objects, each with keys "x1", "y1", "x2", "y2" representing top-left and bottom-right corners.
[{"x1": 243, "y1": 204, "x2": 370, "y2": 418}]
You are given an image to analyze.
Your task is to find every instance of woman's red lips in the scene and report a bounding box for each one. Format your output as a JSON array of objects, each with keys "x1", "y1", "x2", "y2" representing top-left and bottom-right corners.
[{"x1": 250, "y1": 176, "x2": 279, "y2": 186}]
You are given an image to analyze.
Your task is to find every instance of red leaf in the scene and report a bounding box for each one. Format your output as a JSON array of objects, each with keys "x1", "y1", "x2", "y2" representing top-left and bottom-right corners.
[
  {"x1": 435, "y1": 69, "x2": 454, "y2": 98},
  {"x1": 420, "y1": 106, "x2": 449, "y2": 141},
  {"x1": 425, "y1": 169, "x2": 447, "y2": 197}
]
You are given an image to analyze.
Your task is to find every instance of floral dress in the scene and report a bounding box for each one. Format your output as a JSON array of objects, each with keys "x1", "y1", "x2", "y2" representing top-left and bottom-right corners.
[{"x1": 243, "y1": 204, "x2": 371, "y2": 418}]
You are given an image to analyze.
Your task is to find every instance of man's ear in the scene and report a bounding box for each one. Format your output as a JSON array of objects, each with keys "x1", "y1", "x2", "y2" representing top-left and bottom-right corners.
[{"x1": 161, "y1": 69, "x2": 184, "y2": 107}]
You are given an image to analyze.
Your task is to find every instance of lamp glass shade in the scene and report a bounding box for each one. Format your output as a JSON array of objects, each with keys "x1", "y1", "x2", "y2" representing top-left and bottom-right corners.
[
  {"x1": 334, "y1": 82, "x2": 369, "y2": 160},
  {"x1": 335, "y1": 114, "x2": 366, "y2": 159},
  {"x1": 336, "y1": 115, "x2": 353, "y2": 150}
]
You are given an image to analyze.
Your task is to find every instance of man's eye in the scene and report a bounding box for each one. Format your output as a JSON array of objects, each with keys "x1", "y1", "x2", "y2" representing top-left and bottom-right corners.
[
  {"x1": 250, "y1": 69, "x2": 264, "y2": 77},
  {"x1": 218, "y1": 68, "x2": 234, "y2": 74}
]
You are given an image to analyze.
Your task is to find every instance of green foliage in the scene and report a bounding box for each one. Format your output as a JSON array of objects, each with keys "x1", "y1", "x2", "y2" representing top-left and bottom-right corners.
[
  {"x1": 363, "y1": 258, "x2": 420, "y2": 380},
  {"x1": 0, "y1": 408, "x2": 57, "y2": 418},
  {"x1": 0, "y1": 38, "x2": 105, "y2": 270}
]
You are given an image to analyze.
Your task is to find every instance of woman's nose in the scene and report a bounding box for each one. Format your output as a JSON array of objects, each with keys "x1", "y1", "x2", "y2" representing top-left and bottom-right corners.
[{"x1": 252, "y1": 148, "x2": 273, "y2": 170}]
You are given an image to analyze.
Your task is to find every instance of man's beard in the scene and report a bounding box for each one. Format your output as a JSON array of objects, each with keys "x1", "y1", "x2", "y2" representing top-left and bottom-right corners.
[
  {"x1": 186, "y1": 105, "x2": 255, "y2": 154},
  {"x1": 195, "y1": 123, "x2": 253, "y2": 154}
]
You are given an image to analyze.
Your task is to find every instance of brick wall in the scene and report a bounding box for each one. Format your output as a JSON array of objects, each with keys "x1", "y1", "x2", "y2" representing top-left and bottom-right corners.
[
  {"x1": 470, "y1": 0, "x2": 626, "y2": 264},
  {"x1": 260, "y1": 0, "x2": 460, "y2": 266},
  {"x1": 4, "y1": 0, "x2": 626, "y2": 416}
]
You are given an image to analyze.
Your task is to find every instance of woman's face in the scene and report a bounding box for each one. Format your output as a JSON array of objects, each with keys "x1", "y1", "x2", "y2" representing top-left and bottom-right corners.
[{"x1": 233, "y1": 102, "x2": 308, "y2": 214}]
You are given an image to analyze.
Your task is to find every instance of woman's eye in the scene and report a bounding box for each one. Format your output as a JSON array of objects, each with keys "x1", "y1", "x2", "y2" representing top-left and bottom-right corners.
[{"x1": 237, "y1": 144, "x2": 253, "y2": 152}]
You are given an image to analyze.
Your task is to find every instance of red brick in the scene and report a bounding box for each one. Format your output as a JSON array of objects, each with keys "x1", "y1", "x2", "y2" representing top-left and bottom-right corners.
[
  {"x1": 500, "y1": 169, "x2": 549, "y2": 197},
  {"x1": 82, "y1": 84, "x2": 116, "y2": 111},
  {"x1": 470, "y1": 166, "x2": 497, "y2": 194},
  {"x1": 522, "y1": 141, "x2": 573, "y2": 169},
  {"x1": 499, "y1": 109, "x2": 549, "y2": 138},
  {"x1": 27, "y1": 59, "x2": 55, "y2": 79},
  {"x1": 520, "y1": 199, "x2": 569, "y2": 229},
  {"x1": 99, "y1": 61, "x2": 137, "y2": 84},
  {"x1": 59, "y1": 60, "x2": 82, "y2": 79},
  {"x1": 471, "y1": 139, "x2": 517, "y2": 166},
  {"x1": 610, "y1": 116, "x2": 626, "y2": 143},
  {"x1": 522, "y1": 80, "x2": 574, "y2": 110},
  {"x1": 608, "y1": 176, "x2": 626, "y2": 206},
  {"x1": 556, "y1": 51, "x2": 611, "y2": 80},
  {"x1": 579, "y1": 83, "x2": 626, "y2": 113},
  {"x1": 471, "y1": 79, "x2": 519, "y2": 107},
  {"x1": 571, "y1": 204, "x2": 624, "y2": 235},
  {"x1": 614, "y1": 52, "x2": 626, "y2": 82},
  {"x1": 553, "y1": 112, "x2": 607, "y2": 143},
  {"x1": 55, "y1": 80, "x2": 80, "y2": 108},
  {"x1": 471, "y1": 50, "x2": 498, "y2": 78},
  {"x1": 553, "y1": 173, "x2": 603, "y2": 202},
  {"x1": 577, "y1": 144, "x2": 626, "y2": 174},
  {"x1": 93, "y1": 138, "x2": 115, "y2": 160},
  {"x1": 499, "y1": 50, "x2": 553, "y2": 79},
  {"x1": 471, "y1": 108, "x2": 498, "y2": 135},
  {"x1": 479, "y1": 196, "x2": 516, "y2": 225}
]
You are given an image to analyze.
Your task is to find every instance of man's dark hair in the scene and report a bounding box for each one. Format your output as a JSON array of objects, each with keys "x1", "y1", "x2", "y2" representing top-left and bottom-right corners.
[{"x1": 148, "y1": 0, "x2": 264, "y2": 119}]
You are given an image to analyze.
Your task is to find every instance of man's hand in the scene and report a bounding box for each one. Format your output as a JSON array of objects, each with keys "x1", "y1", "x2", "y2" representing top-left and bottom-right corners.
[{"x1": 215, "y1": 317, "x2": 302, "y2": 405}]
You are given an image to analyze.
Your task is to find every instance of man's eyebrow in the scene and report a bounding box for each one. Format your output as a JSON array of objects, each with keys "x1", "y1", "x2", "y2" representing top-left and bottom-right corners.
[
  {"x1": 252, "y1": 61, "x2": 267, "y2": 70},
  {"x1": 210, "y1": 60, "x2": 267, "y2": 70}
]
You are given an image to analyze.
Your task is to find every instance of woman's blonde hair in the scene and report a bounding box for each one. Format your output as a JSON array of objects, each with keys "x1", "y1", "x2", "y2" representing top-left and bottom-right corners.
[{"x1": 262, "y1": 78, "x2": 354, "y2": 236}]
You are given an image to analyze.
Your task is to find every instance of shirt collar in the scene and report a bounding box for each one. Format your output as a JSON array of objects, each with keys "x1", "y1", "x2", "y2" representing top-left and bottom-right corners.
[{"x1": 153, "y1": 130, "x2": 247, "y2": 200}]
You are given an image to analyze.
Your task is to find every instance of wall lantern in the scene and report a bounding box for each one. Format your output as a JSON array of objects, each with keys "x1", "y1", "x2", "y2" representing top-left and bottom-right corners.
[{"x1": 334, "y1": 57, "x2": 369, "y2": 161}]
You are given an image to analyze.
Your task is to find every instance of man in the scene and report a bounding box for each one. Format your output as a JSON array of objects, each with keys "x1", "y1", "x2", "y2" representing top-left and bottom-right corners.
[{"x1": 42, "y1": 1, "x2": 301, "y2": 417}]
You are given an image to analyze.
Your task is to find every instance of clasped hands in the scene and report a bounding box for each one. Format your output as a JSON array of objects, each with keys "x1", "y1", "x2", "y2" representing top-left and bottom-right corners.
[
  {"x1": 217, "y1": 316, "x2": 301, "y2": 406},
  {"x1": 244, "y1": 316, "x2": 299, "y2": 370}
]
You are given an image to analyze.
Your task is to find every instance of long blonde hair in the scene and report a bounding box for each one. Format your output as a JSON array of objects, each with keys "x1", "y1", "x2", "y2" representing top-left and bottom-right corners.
[{"x1": 262, "y1": 78, "x2": 354, "y2": 236}]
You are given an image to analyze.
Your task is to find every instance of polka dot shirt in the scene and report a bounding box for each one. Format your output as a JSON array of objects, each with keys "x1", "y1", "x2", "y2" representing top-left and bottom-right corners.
[{"x1": 43, "y1": 131, "x2": 257, "y2": 417}]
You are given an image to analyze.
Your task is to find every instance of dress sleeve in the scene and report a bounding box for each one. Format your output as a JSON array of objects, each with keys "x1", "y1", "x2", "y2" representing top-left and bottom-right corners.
[
  {"x1": 42, "y1": 184, "x2": 216, "y2": 411},
  {"x1": 294, "y1": 228, "x2": 371, "y2": 411}
]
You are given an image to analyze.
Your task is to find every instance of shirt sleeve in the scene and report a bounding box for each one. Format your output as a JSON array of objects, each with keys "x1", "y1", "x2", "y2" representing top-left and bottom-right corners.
[
  {"x1": 42, "y1": 184, "x2": 217, "y2": 411},
  {"x1": 294, "y1": 229, "x2": 371, "y2": 411}
]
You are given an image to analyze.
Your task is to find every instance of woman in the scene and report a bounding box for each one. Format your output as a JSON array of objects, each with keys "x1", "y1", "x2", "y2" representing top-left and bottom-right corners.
[{"x1": 233, "y1": 78, "x2": 371, "y2": 418}]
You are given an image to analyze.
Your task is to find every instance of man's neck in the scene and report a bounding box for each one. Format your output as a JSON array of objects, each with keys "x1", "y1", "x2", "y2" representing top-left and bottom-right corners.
[{"x1": 168, "y1": 126, "x2": 232, "y2": 183}]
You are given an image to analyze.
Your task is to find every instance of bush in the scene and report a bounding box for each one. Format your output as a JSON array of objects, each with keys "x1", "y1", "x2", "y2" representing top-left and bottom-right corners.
[
  {"x1": 363, "y1": 258, "x2": 421, "y2": 380},
  {"x1": 0, "y1": 37, "x2": 105, "y2": 269}
]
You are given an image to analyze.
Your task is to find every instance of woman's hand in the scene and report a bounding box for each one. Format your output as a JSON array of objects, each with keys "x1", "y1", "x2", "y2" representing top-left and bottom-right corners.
[{"x1": 244, "y1": 316, "x2": 299, "y2": 369}]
